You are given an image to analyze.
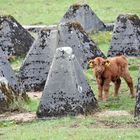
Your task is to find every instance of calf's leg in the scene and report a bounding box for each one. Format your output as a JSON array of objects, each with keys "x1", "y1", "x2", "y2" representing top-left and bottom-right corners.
[
  {"x1": 98, "y1": 85, "x2": 103, "y2": 100},
  {"x1": 96, "y1": 79, "x2": 103, "y2": 100},
  {"x1": 103, "y1": 79, "x2": 111, "y2": 101},
  {"x1": 114, "y1": 78, "x2": 121, "y2": 97},
  {"x1": 122, "y1": 72, "x2": 135, "y2": 97}
]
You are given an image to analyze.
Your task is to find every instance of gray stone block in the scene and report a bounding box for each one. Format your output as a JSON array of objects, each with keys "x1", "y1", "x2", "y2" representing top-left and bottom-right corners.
[
  {"x1": 18, "y1": 29, "x2": 58, "y2": 91},
  {"x1": 37, "y1": 47, "x2": 98, "y2": 118},
  {"x1": 108, "y1": 14, "x2": 140, "y2": 57},
  {"x1": 18, "y1": 23, "x2": 105, "y2": 91},
  {"x1": 58, "y1": 22, "x2": 105, "y2": 69},
  {"x1": 0, "y1": 47, "x2": 17, "y2": 88},
  {"x1": 135, "y1": 72, "x2": 140, "y2": 117},
  {"x1": 60, "y1": 4, "x2": 106, "y2": 33},
  {"x1": 0, "y1": 48, "x2": 25, "y2": 113},
  {"x1": 0, "y1": 15, "x2": 34, "y2": 58},
  {"x1": 0, "y1": 77, "x2": 16, "y2": 113}
]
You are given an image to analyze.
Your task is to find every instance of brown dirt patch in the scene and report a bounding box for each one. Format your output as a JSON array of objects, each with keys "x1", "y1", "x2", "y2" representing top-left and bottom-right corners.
[
  {"x1": 70, "y1": 124, "x2": 80, "y2": 128},
  {"x1": 0, "y1": 110, "x2": 140, "y2": 128},
  {"x1": 91, "y1": 120, "x2": 140, "y2": 128},
  {"x1": 94, "y1": 110, "x2": 131, "y2": 117},
  {"x1": 0, "y1": 112, "x2": 36, "y2": 123},
  {"x1": 27, "y1": 92, "x2": 42, "y2": 99}
]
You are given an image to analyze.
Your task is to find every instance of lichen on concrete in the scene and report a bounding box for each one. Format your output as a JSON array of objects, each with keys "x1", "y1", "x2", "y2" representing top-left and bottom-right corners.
[
  {"x1": 37, "y1": 47, "x2": 98, "y2": 118},
  {"x1": 135, "y1": 72, "x2": 140, "y2": 117},
  {"x1": 19, "y1": 23, "x2": 105, "y2": 92},
  {"x1": 60, "y1": 4, "x2": 106, "y2": 33},
  {"x1": 108, "y1": 14, "x2": 140, "y2": 57},
  {"x1": 58, "y1": 23, "x2": 105, "y2": 69},
  {"x1": 18, "y1": 29, "x2": 59, "y2": 91},
  {"x1": 0, "y1": 15, "x2": 34, "y2": 59},
  {"x1": 0, "y1": 47, "x2": 28, "y2": 113}
]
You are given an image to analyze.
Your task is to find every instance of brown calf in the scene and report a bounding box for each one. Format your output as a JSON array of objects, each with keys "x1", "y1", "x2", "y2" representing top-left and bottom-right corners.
[{"x1": 89, "y1": 55, "x2": 135, "y2": 101}]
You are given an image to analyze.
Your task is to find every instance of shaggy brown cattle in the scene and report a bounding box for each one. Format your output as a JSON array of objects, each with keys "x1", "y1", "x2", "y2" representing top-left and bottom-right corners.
[{"x1": 89, "y1": 55, "x2": 135, "y2": 101}]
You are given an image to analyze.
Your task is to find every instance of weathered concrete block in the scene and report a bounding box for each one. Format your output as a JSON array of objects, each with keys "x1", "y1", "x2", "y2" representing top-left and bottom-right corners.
[
  {"x1": 60, "y1": 4, "x2": 106, "y2": 33},
  {"x1": 0, "y1": 77, "x2": 17, "y2": 113},
  {"x1": 0, "y1": 47, "x2": 17, "y2": 88},
  {"x1": 0, "y1": 15, "x2": 34, "y2": 58},
  {"x1": 108, "y1": 14, "x2": 140, "y2": 57},
  {"x1": 19, "y1": 23, "x2": 105, "y2": 91},
  {"x1": 0, "y1": 48, "x2": 27, "y2": 113},
  {"x1": 18, "y1": 29, "x2": 59, "y2": 91},
  {"x1": 135, "y1": 72, "x2": 140, "y2": 117},
  {"x1": 58, "y1": 22, "x2": 105, "y2": 69},
  {"x1": 37, "y1": 47, "x2": 98, "y2": 118}
]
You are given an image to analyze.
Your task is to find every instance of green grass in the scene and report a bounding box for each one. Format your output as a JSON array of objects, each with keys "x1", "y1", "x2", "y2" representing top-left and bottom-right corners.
[
  {"x1": 0, "y1": 0, "x2": 140, "y2": 25},
  {"x1": 13, "y1": 99, "x2": 39, "y2": 112},
  {"x1": 101, "y1": 115, "x2": 137, "y2": 123},
  {"x1": 89, "y1": 31, "x2": 112, "y2": 55},
  {"x1": 0, "y1": 116, "x2": 140, "y2": 140},
  {"x1": 0, "y1": 120, "x2": 16, "y2": 128},
  {"x1": 1, "y1": 1, "x2": 140, "y2": 139},
  {"x1": 2, "y1": 98, "x2": 39, "y2": 113},
  {"x1": 25, "y1": 99, "x2": 40, "y2": 112},
  {"x1": 10, "y1": 56, "x2": 24, "y2": 72}
]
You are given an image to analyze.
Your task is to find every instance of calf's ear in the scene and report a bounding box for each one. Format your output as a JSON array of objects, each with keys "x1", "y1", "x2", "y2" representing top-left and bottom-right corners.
[
  {"x1": 103, "y1": 60, "x2": 110, "y2": 67},
  {"x1": 88, "y1": 60, "x2": 94, "y2": 68}
]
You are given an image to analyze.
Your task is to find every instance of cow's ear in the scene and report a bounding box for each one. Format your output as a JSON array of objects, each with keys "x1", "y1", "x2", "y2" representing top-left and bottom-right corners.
[
  {"x1": 103, "y1": 60, "x2": 110, "y2": 67},
  {"x1": 88, "y1": 60, "x2": 94, "y2": 68}
]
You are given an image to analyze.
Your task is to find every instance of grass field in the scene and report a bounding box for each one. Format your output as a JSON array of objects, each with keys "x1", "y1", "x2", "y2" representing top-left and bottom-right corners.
[
  {"x1": 0, "y1": 0, "x2": 140, "y2": 25},
  {"x1": 0, "y1": 0, "x2": 140, "y2": 140},
  {"x1": 0, "y1": 115, "x2": 140, "y2": 140},
  {"x1": 2, "y1": 33, "x2": 140, "y2": 140},
  {"x1": 1, "y1": 117, "x2": 140, "y2": 140}
]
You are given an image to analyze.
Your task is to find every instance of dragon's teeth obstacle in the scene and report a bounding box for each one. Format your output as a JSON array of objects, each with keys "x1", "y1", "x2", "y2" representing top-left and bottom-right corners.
[
  {"x1": 19, "y1": 23, "x2": 105, "y2": 91},
  {"x1": 0, "y1": 48, "x2": 27, "y2": 113},
  {"x1": 58, "y1": 22, "x2": 105, "y2": 69},
  {"x1": 0, "y1": 15, "x2": 34, "y2": 58},
  {"x1": 135, "y1": 72, "x2": 140, "y2": 117},
  {"x1": 60, "y1": 4, "x2": 106, "y2": 33},
  {"x1": 108, "y1": 14, "x2": 140, "y2": 57},
  {"x1": 18, "y1": 29, "x2": 59, "y2": 91},
  {"x1": 37, "y1": 47, "x2": 98, "y2": 117}
]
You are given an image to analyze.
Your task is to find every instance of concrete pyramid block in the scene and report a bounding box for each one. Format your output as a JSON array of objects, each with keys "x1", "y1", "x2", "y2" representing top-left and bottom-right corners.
[
  {"x1": 108, "y1": 14, "x2": 140, "y2": 57},
  {"x1": 0, "y1": 48, "x2": 24, "y2": 112},
  {"x1": 58, "y1": 22, "x2": 105, "y2": 69},
  {"x1": 0, "y1": 47, "x2": 17, "y2": 88},
  {"x1": 0, "y1": 77, "x2": 17, "y2": 113},
  {"x1": 0, "y1": 15, "x2": 34, "y2": 58},
  {"x1": 37, "y1": 47, "x2": 98, "y2": 117},
  {"x1": 60, "y1": 4, "x2": 106, "y2": 33},
  {"x1": 18, "y1": 29, "x2": 59, "y2": 91},
  {"x1": 19, "y1": 22, "x2": 105, "y2": 91},
  {"x1": 135, "y1": 72, "x2": 140, "y2": 117}
]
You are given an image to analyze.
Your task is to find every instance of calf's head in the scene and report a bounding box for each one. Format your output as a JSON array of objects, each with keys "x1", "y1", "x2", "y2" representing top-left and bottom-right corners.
[{"x1": 89, "y1": 57, "x2": 110, "y2": 76}]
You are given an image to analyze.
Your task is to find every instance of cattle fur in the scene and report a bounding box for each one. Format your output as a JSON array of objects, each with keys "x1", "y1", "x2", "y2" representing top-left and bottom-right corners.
[{"x1": 89, "y1": 55, "x2": 135, "y2": 101}]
